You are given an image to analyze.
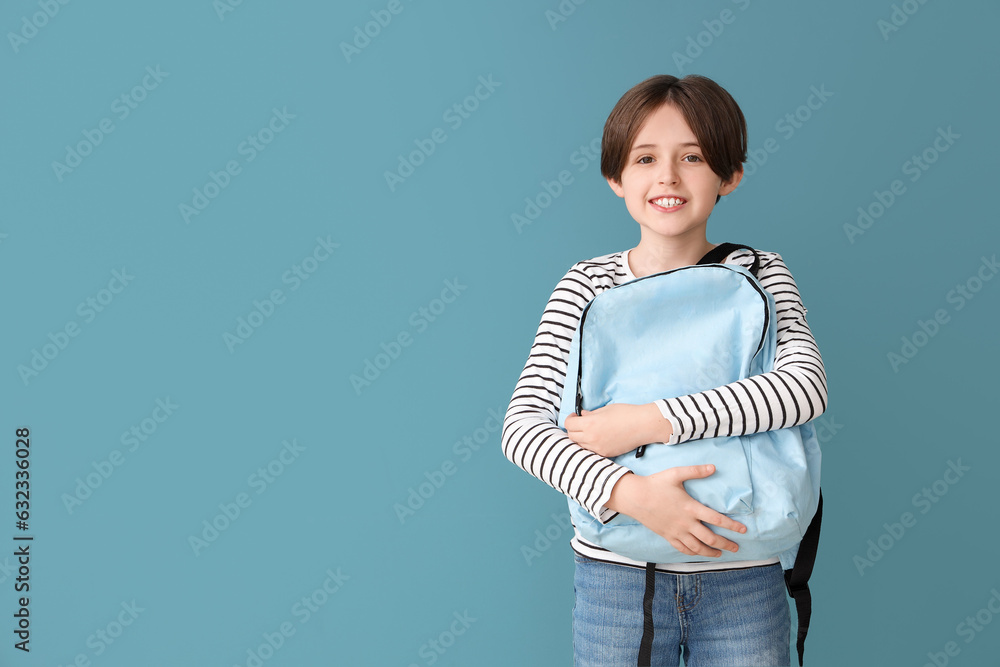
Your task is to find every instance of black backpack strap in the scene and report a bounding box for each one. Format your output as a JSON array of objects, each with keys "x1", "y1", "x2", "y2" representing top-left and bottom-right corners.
[
  {"x1": 697, "y1": 242, "x2": 761, "y2": 276},
  {"x1": 784, "y1": 491, "x2": 823, "y2": 666},
  {"x1": 637, "y1": 562, "x2": 657, "y2": 666}
]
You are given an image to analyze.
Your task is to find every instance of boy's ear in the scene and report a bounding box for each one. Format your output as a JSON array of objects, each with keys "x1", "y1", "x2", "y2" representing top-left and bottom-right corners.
[
  {"x1": 718, "y1": 166, "x2": 744, "y2": 197},
  {"x1": 606, "y1": 176, "x2": 625, "y2": 198}
]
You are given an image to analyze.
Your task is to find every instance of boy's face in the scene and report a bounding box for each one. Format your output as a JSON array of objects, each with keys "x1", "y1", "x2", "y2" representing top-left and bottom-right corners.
[{"x1": 607, "y1": 102, "x2": 741, "y2": 246}]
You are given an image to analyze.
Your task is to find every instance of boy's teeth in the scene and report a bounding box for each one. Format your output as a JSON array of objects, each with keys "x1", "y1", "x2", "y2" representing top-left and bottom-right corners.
[{"x1": 653, "y1": 197, "x2": 685, "y2": 207}]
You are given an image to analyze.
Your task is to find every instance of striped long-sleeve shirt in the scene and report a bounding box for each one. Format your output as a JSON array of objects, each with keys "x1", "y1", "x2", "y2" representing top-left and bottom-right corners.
[{"x1": 501, "y1": 246, "x2": 828, "y2": 572}]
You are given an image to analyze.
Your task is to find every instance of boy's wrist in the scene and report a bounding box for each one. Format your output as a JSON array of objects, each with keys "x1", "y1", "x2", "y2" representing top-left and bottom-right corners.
[
  {"x1": 606, "y1": 471, "x2": 644, "y2": 516},
  {"x1": 641, "y1": 402, "x2": 674, "y2": 443}
]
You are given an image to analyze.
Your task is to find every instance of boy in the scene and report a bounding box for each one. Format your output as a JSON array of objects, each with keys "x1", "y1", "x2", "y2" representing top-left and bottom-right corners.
[{"x1": 501, "y1": 74, "x2": 827, "y2": 665}]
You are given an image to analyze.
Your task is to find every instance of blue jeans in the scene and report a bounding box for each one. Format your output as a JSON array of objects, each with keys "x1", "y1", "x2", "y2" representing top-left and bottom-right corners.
[{"x1": 573, "y1": 554, "x2": 790, "y2": 666}]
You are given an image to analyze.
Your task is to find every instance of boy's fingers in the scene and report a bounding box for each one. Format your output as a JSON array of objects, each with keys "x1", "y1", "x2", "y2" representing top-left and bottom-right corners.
[
  {"x1": 700, "y1": 509, "x2": 747, "y2": 534},
  {"x1": 693, "y1": 525, "x2": 740, "y2": 553},
  {"x1": 669, "y1": 539, "x2": 696, "y2": 556},
  {"x1": 682, "y1": 534, "x2": 722, "y2": 558},
  {"x1": 670, "y1": 464, "x2": 716, "y2": 481}
]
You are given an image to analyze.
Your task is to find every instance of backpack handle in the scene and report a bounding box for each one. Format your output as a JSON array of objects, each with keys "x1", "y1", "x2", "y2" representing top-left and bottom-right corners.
[{"x1": 697, "y1": 242, "x2": 761, "y2": 276}]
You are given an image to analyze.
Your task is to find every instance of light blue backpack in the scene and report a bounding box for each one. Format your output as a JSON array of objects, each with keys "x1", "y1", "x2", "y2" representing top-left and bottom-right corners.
[{"x1": 557, "y1": 243, "x2": 822, "y2": 665}]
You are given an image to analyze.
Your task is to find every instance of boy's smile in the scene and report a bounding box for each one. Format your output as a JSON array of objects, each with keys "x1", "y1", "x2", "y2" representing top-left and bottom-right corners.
[
  {"x1": 607, "y1": 102, "x2": 741, "y2": 259},
  {"x1": 649, "y1": 196, "x2": 687, "y2": 212}
]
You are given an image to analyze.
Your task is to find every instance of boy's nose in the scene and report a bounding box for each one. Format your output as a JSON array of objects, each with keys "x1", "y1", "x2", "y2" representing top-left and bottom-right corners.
[{"x1": 657, "y1": 163, "x2": 679, "y2": 184}]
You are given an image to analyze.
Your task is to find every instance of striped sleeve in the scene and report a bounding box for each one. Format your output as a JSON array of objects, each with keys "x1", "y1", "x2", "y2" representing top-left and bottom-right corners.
[
  {"x1": 653, "y1": 252, "x2": 828, "y2": 444},
  {"x1": 501, "y1": 261, "x2": 632, "y2": 523}
]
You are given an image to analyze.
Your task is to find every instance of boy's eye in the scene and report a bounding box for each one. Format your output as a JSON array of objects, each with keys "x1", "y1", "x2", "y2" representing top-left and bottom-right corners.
[{"x1": 636, "y1": 154, "x2": 702, "y2": 165}]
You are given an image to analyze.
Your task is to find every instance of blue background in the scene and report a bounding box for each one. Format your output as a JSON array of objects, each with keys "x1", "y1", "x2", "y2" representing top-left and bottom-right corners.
[{"x1": 2, "y1": 0, "x2": 998, "y2": 665}]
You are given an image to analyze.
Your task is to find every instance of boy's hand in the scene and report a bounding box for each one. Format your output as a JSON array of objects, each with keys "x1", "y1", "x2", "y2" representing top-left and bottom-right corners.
[
  {"x1": 607, "y1": 465, "x2": 746, "y2": 558},
  {"x1": 564, "y1": 403, "x2": 672, "y2": 458}
]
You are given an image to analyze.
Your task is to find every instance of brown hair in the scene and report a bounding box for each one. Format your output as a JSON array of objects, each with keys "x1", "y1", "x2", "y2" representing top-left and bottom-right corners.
[{"x1": 601, "y1": 74, "x2": 747, "y2": 193}]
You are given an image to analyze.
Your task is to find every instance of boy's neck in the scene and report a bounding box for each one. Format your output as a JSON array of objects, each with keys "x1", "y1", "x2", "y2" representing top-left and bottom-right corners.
[{"x1": 628, "y1": 239, "x2": 719, "y2": 277}]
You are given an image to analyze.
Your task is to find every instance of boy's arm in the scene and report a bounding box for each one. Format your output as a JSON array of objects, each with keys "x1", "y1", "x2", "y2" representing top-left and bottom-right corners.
[
  {"x1": 653, "y1": 251, "x2": 828, "y2": 445},
  {"x1": 500, "y1": 263, "x2": 631, "y2": 524}
]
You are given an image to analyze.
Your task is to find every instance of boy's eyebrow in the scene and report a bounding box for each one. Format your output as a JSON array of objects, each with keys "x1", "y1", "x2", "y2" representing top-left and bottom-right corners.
[{"x1": 630, "y1": 142, "x2": 700, "y2": 153}]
